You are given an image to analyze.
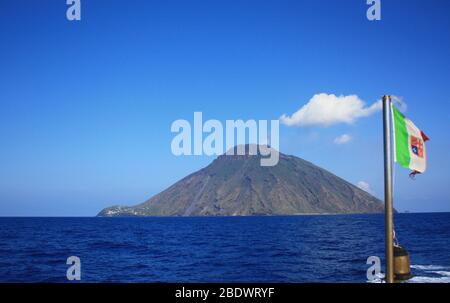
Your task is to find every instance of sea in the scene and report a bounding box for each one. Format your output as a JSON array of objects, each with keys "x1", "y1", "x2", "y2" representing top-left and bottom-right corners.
[{"x1": 0, "y1": 213, "x2": 449, "y2": 283}]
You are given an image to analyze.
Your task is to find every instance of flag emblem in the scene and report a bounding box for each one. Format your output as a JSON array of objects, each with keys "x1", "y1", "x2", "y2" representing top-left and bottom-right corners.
[{"x1": 410, "y1": 136, "x2": 424, "y2": 158}]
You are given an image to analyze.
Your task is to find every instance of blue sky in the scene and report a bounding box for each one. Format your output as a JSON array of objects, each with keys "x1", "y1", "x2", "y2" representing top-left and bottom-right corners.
[{"x1": 0, "y1": 0, "x2": 449, "y2": 216}]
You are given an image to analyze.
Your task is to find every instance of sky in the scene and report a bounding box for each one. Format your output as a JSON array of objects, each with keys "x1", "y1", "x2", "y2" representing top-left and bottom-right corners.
[{"x1": 0, "y1": 0, "x2": 449, "y2": 216}]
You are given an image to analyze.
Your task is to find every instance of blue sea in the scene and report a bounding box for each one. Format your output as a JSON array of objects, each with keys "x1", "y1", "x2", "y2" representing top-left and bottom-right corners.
[{"x1": 0, "y1": 213, "x2": 449, "y2": 283}]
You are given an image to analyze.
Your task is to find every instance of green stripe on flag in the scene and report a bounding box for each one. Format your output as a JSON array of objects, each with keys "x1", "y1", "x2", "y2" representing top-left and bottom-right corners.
[{"x1": 392, "y1": 105, "x2": 411, "y2": 168}]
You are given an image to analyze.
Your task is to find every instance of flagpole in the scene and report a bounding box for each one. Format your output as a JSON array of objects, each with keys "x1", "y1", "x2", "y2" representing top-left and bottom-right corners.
[{"x1": 382, "y1": 95, "x2": 394, "y2": 283}]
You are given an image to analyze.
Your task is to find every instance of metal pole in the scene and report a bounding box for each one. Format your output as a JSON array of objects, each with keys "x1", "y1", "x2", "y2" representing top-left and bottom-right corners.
[{"x1": 382, "y1": 95, "x2": 394, "y2": 283}]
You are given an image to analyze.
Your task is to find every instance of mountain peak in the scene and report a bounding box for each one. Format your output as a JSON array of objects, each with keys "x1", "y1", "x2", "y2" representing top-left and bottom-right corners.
[{"x1": 98, "y1": 146, "x2": 383, "y2": 216}]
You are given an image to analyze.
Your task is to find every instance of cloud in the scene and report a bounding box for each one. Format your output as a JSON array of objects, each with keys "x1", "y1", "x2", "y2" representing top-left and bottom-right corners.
[
  {"x1": 357, "y1": 181, "x2": 375, "y2": 195},
  {"x1": 280, "y1": 93, "x2": 382, "y2": 127},
  {"x1": 334, "y1": 134, "x2": 352, "y2": 144}
]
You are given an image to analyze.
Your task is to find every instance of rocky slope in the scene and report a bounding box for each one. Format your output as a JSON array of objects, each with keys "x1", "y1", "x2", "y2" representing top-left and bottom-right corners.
[{"x1": 98, "y1": 146, "x2": 384, "y2": 216}]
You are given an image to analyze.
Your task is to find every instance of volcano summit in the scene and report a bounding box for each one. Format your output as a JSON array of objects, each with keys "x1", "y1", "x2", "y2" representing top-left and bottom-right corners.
[{"x1": 98, "y1": 145, "x2": 383, "y2": 216}]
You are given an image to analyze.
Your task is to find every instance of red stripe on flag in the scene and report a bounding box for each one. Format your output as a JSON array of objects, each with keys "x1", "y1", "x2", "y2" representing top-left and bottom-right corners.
[{"x1": 421, "y1": 131, "x2": 430, "y2": 142}]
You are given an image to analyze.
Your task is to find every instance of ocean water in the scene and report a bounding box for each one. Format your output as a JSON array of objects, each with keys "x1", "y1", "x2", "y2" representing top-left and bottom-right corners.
[{"x1": 0, "y1": 213, "x2": 449, "y2": 283}]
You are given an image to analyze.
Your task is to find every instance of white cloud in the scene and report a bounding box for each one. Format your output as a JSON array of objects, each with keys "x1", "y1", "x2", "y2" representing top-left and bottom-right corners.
[
  {"x1": 334, "y1": 134, "x2": 352, "y2": 144},
  {"x1": 357, "y1": 181, "x2": 375, "y2": 195},
  {"x1": 280, "y1": 93, "x2": 382, "y2": 127}
]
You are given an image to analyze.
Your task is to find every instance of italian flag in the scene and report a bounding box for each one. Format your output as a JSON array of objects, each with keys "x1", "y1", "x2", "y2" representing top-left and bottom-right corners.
[{"x1": 391, "y1": 104, "x2": 429, "y2": 174}]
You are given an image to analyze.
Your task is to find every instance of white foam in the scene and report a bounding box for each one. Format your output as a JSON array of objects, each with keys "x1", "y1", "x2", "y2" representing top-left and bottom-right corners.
[
  {"x1": 408, "y1": 276, "x2": 450, "y2": 283},
  {"x1": 431, "y1": 271, "x2": 450, "y2": 277},
  {"x1": 367, "y1": 265, "x2": 450, "y2": 283},
  {"x1": 411, "y1": 264, "x2": 447, "y2": 271},
  {"x1": 367, "y1": 273, "x2": 385, "y2": 283},
  {"x1": 406, "y1": 265, "x2": 450, "y2": 283}
]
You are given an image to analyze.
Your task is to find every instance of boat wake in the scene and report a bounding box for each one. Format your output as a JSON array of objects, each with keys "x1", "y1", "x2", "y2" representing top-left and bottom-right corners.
[
  {"x1": 407, "y1": 265, "x2": 450, "y2": 283},
  {"x1": 367, "y1": 265, "x2": 450, "y2": 283}
]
